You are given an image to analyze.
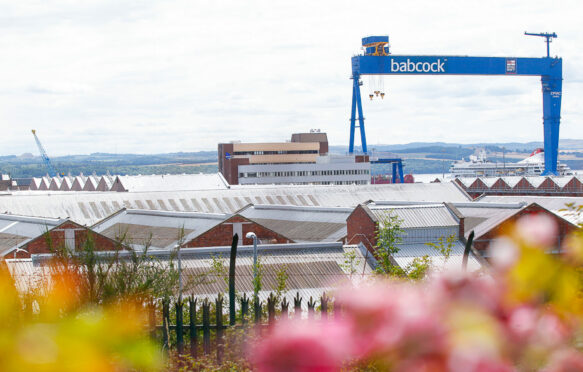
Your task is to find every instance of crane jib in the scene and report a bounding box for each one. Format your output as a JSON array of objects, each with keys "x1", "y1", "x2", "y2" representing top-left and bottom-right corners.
[{"x1": 353, "y1": 56, "x2": 561, "y2": 76}]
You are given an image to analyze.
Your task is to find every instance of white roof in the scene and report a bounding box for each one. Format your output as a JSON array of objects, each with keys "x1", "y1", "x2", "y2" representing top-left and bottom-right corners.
[
  {"x1": 92, "y1": 209, "x2": 227, "y2": 249},
  {"x1": 367, "y1": 204, "x2": 459, "y2": 229},
  {"x1": 478, "y1": 196, "x2": 583, "y2": 225},
  {"x1": 239, "y1": 204, "x2": 352, "y2": 243},
  {"x1": 392, "y1": 241, "x2": 482, "y2": 273},
  {"x1": 0, "y1": 182, "x2": 471, "y2": 226},
  {"x1": 0, "y1": 214, "x2": 65, "y2": 256},
  {"x1": 115, "y1": 174, "x2": 229, "y2": 192},
  {"x1": 6, "y1": 242, "x2": 376, "y2": 306}
]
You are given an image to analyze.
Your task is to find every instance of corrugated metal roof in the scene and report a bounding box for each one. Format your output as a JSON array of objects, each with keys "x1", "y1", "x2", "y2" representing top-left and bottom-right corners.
[
  {"x1": 92, "y1": 209, "x2": 227, "y2": 249},
  {"x1": 0, "y1": 182, "x2": 470, "y2": 226},
  {"x1": 115, "y1": 174, "x2": 229, "y2": 192},
  {"x1": 6, "y1": 242, "x2": 375, "y2": 308},
  {"x1": 471, "y1": 208, "x2": 525, "y2": 238},
  {"x1": 0, "y1": 214, "x2": 64, "y2": 256},
  {"x1": 478, "y1": 196, "x2": 583, "y2": 225},
  {"x1": 392, "y1": 241, "x2": 482, "y2": 273},
  {"x1": 239, "y1": 204, "x2": 351, "y2": 243},
  {"x1": 368, "y1": 204, "x2": 459, "y2": 229}
]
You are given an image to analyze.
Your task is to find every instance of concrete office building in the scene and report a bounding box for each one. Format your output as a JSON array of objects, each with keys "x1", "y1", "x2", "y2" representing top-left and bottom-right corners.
[{"x1": 218, "y1": 131, "x2": 370, "y2": 185}]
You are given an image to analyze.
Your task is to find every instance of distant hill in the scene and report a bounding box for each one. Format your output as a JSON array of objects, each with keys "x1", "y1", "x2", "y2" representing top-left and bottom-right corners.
[
  {"x1": 330, "y1": 139, "x2": 583, "y2": 153},
  {"x1": 3, "y1": 140, "x2": 583, "y2": 178}
]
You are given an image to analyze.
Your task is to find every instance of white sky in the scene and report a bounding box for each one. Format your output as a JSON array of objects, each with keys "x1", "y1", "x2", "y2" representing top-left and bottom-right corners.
[{"x1": 0, "y1": 0, "x2": 582, "y2": 155}]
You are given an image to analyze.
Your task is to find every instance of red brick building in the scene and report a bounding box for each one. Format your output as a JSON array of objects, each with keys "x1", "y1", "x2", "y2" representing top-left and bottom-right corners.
[
  {"x1": 184, "y1": 214, "x2": 292, "y2": 248},
  {"x1": 12, "y1": 220, "x2": 122, "y2": 258},
  {"x1": 470, "y1": 203, "x2": 577, "y2": 253}
]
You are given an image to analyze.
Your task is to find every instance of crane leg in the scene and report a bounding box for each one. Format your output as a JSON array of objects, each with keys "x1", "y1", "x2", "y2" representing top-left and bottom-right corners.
[{"x1": 541, "y1": 74, "x2": 562, "y2": 176}]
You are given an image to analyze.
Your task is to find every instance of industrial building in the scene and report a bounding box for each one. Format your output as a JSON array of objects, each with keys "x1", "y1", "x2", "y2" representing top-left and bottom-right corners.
[{"x1": 218, "y1": 131, "x2": 371, "y2": 185}]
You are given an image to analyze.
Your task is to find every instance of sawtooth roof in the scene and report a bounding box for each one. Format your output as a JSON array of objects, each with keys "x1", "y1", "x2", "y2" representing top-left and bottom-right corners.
[{"x1": 0, "y1": 182, "x2": 471, "y2": 226}]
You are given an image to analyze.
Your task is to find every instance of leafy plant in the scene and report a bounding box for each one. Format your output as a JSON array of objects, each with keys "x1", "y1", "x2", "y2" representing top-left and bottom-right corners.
[
  {"x1": 341, "y1": 249, "x2": 361, "y2": 280},
  {"x1": 374, "y1": 213, "x2": 405, "y2": 277},
  {"x1": 274, "y1": 264, "x2": 289, "y2": 302}
]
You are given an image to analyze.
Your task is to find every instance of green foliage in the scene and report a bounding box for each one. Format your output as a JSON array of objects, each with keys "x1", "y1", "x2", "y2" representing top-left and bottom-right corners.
[
  {"x1": 274, "y1": 264, "x2": 289, "y2": 302},
  {"x1": 41, "y1": 230, "x2": 181, "y2": 305},
  {"x1": 210, "y1": 253, "x2": 230, "y2": 288},
  {"x1": 405, "y1": 255, "x2": 432, "y2": 280},
  {"x1": 425, "y1": 234, "x2": 456, "y2": 265},
  {"x1": 0, "y1": 151, "x2": 217, "y2": 178},
  {"x1": 341, "y1": 249, "x2": 362, "y2": 279},
  {"x1": 374, "y1": 213, "x2": 405, "y2": 276},
  {"x1": 253, "y1": 256, "x2": 264, "y2": 300}
]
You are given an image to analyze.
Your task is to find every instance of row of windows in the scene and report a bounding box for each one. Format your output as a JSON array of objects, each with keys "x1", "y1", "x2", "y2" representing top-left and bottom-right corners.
[
  {"x1": 240, "y1": 169, "x2": 370, "y2": 178},
  {"x1": 234, "y1": 150, "x2": 318, "y2": 156},
  {"x1": 242, "y1": 180, "x2": 369, "y2": 186}
]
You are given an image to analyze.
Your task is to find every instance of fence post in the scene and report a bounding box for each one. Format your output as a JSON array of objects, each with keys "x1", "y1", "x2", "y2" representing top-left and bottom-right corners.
[
  {"x1": 176, "y1": 299, "x2": 184, "y2": 354},
  {"x1": 254, "y1": 297, "x2": 261, "y2": 324},
  {"x1": 293, "y1": 292, "x2": 302, "y2": 318},
  {"x1": 148, "y1": 301, "x2": 156, "y2": 338},
  {"x1": 229, "y1": 234, "x2": 238, "y2": 326},
  {"x1": 267, "y1": 293, "x2": 276, "y2": 324},
  {"x1": 202, "y1": 299, "x2": 211, "y2": 355},
  {"x1": 241, "y1": 293, "x2": 249, "y2": 325},
  {"x1": 189, "y1": 297, "x2": 197, "y2": 357},
  {"x1": 321, "y1": 292, "x2": 328, "y2": 320},
  {"x1": 216, "y1": 295, "x2": 224, "y2": 364},
  {"x1": 307, "y1": 297, "x2": 315, "y2": 319},
  {"x1": 162, "y1": 298, "x2": 170, "y2": 351},
  {"x1": 281, "y1": 297, "x2": 289, "y2": 318}
]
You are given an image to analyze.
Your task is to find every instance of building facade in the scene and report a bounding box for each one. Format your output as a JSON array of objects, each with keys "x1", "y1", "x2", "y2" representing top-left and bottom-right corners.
[{"x1": 218, "y1": 132, "x2": 370, "y2": 185}]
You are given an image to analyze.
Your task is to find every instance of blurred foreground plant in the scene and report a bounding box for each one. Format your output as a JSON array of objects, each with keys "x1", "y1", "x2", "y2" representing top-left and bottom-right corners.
[
  {"x1": 252, "y1": 213, "x2": 583, "y2": 371},
  {"x1": 0, "y1": 261, "x2": 163, "y2": 371}
]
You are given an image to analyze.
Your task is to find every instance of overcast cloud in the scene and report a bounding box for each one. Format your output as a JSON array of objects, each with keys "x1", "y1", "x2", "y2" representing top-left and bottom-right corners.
[{"x1": 0, "y1": 0, "x2": 581, "y2": 155}]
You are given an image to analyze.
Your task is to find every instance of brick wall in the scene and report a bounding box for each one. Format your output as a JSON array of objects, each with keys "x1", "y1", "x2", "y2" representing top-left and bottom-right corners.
[
  {"x1": 14, "y1": 221, "x2": 121, "y2": 258},
  {"x1": 472, "y1": 204, "x2": 577, "y2": 252},
  {"x1": 346, "y1": 205, "x2": 377, "y2": 254},
  {"x1": 184, "y1": 215, "x2": 291, "y2": 248}
]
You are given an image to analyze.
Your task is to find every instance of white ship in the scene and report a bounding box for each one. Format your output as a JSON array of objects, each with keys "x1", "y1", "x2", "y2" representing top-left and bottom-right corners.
[{"x1": 450, "y1": 148, "x2": 573, "y2": 178}]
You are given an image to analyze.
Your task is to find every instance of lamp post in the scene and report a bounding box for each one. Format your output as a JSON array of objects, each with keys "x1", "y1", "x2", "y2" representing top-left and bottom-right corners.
[
  {"x1": 13, "y1": 247, "x2": 29, "y2": 259},
  {"x1": 175, "y1": 244, "x2": 183, "y2": 301},
  {"x1": 245, "y1": 232, "x2": 258, "y2": 300}
]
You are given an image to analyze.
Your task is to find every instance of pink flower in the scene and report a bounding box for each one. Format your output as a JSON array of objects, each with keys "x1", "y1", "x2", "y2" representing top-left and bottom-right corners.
[
  {"x1": 506, "y1": 305, "x2": 538, "y2": 342},
  {"x1": 337, "y1": 283, "x2": 447, "y2": 359},
  {"x1": 515, "y1": 213, "x2": 558, "y2": 247},
  {"x1": 489, "y1": 237, "x2": 520, "y2": 270},
  {"x1": 543, "y1": 348, "x2": 583, "y2": 372},
  {"x1": 447, "y1": 350, "x2": 514, "y2": 372},
  {"x1": 430, "y1": 272, "x2": 504, "y2": 315},
  {"x1": 252, "y1": 318, "x2": 354, "y2": 372}
]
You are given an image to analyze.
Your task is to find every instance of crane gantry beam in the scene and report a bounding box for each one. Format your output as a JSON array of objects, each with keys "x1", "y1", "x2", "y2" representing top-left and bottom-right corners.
[{"x1": 349, "y1": 33, "x2": 563, "y2": 175}]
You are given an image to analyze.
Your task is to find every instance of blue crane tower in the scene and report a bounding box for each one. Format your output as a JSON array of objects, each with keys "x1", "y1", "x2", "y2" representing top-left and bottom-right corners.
[
  {"x1": 349, "y1": 33, "x2": 563, "y2": 175},
  {"x1": 31, "y1": 129, "x2": 58, "y2": 177}
]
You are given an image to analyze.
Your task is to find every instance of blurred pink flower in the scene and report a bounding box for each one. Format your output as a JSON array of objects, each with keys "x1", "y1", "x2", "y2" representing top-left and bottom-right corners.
[
  {"x1": 533, "y1": 313, "x2": 570, "y2": 349},
  {"x1": 515, "y1": 213, "x2": 558, "y2": 247},
  {"x1": 506, "y1": 305, "x2": 538, "y2": 342},
  {"x1": 448, "y1": 350, "x2": 513, "y2": 372},
  {"x1": 337, "y1": 283, "x2": 447, "y2": 359},
  {"x1": 543, "y1": 348, "x2": 583, "y2": 372},
  {"x1": 430, "y1": 272, "x2": 504, "y2": 315},
  {"x1": 489, "y1": 237, "x2": 520, "y2": 270},
  {"x1": 252, "y1": 318, "x2": 354, "y2": 372}
]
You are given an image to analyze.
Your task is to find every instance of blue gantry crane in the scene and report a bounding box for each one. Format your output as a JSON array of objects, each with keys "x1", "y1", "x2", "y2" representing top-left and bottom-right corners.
[
  {"x1": 31, "y1": 129, "x2": 58, "y2": 177},
  {"x1": 349, "y1": 33, "x2": 563, "y2": 175}
]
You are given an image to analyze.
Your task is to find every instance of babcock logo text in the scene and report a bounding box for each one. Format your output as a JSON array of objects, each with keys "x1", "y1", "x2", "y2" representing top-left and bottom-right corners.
[{"x1": 391, "y1": 59, "x2": 445, "y2": 73}]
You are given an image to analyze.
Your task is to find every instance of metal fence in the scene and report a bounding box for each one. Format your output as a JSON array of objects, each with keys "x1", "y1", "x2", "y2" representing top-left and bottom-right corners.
[{"x1": 152, "y1": 292, "x2": 335, "y2": 361}]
